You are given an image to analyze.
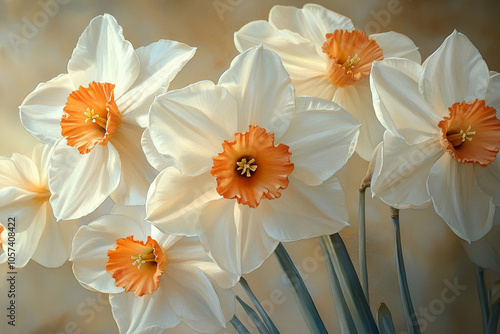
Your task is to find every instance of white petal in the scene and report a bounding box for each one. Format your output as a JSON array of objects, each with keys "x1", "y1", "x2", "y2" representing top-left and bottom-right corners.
[
  {"x1": 146, "y1": 169, "x2": 219, "y2": 237},
  {"x1": 148, "y1": 81, "x2": 238, "y2": 176},
  {"x1": 19, "y1": 73, "x2": 74, "y2": 144},
  {"x1": 166, "y1": 236, "x2": 238, "y2": 289},
  {"x1": 370, "y1": 58, "x2": 441, "y2": 144},
  {"x1": 110, "y1": 288, "x2": 180, "y2": 334},
  {"x1": 70, "y1": 214, "x2": 146, "y2": 294},
  {"x1": 0, "y1": 187, "x2": 46, "y2": 232},
  {"x1": 109, "y1": 123, "x2": 157, "y2": 205},
  {"x1": 369, "y1": 31, "x2": 421, "y2": 63},
  {"x1": 333, "y1": 79, "x2": 385, "y2": 160},
  {"x1": 31, "y1": 217, "x2": 81, "y2": 268},
  {"x1": 269, "y1": 4, "x2": 355, "y2": 51},
  {"x1": 428, "y1": 154, "x2": 495, "y2": 242},
  {"x1": 278, "y1": 97, "x2": 359, "y2": 186},
  {"x1": 67, "y1": 14, "x2": 140, "y2": 98},
  {"x1": 118, "y1": 39, "x2": 196, "y2": 127},
  {"x1": 218, "y1": 46, "x2": 295, "y2": 137},
  {"x1": 475, "y1": 158, "x2": 500, "y2": 206},
  {"x1": 141, "y1": 128, "x2": 179, "y2": 172},
  {"x1": 32, "y1": 143, "x2": 55, "y2": 186},
  {"x1": 419, "y1": 31, "x2": 490, "y2": 115},
  {"x1": 485, "y1": 71, "x2": 500, "y2": 113},
  {"x1": 165, "y1": 263, "x2": 230, "y2": 332},
  {"x1": 0, "y1": 152, "x2": 40, "y2": 187},
  {"x1": 371, "y1": 131, "x2": 442, "y2": 208},
  {"x1": 260, "y1": 176, "x2": 348, "y2": 241},
  {"x1": 49, "y1": 140, "x2": 121, "y2": 220}
]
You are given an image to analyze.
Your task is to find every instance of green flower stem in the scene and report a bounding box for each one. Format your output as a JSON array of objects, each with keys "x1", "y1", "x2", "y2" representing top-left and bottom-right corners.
[
  {"x1": 236, "y1": 295, "x2": 270, "y2": 334},
  {"x1": 321, "y1": 234, "x2": 379, "y2": 333},
  {"x1": 476, "y1": 265, "x2": 490, "y2": 333},
  {"x1": 487, "y1": 301, "x2": 500, "y2": 334},
  {"x1": 391, "y1": 208, "x2": 420, "y2": 334},
  {"x1": 274, "y1": 243, "x2": 327, "y2": 334},
  {"x1": 230, "y1": 315, "x2": 250, "y2": 334},
  {"x1": 377, "y1": 303, "x2": 396, "y2": 334},
  {"x1": 359, "y1": 188, "x2": 369, "y2": 303},
  {"x1": 319, "y1": 237, "x2": 357, "y2": 334},
  {"x1": 240, "y1": 277, "x2": 280, "y2": 334}
]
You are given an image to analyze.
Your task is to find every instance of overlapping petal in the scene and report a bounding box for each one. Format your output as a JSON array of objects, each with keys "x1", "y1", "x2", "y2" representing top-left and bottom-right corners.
[
  {"x1": 486, "y1": 71, "x2": 500, "y2": 113},
  {"x1": 419, "y1": 31, "x2": 489, "y2": 115},
  {"x1": 428, "y1": 154, "x2": 495, "y2": 242},
  {"x1": 67, "y1": 14, "x2": 140, "y2": 98},
  {"x1": 474, "y1": 158, "x2": 500, "y2": 206},
  {"x1": 141, "y1": 128, "x2": 178, "y2": 172},
  {"x1": 369, "y1": 31, "x2": 421, "y2": 63},
  {"x1": 278, "y1": 97, "x2": 359, "y2": 185}
]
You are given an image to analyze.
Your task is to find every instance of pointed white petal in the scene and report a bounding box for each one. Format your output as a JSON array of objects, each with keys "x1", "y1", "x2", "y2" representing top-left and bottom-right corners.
[
  {"x1": 371, "y1": 131, "x2": 442, "y2": 208},
  {"x1": 485, "y1": 71, "x2": 500, "y2": 113},
  {"x1": 0, "y1": 152, "x2": 41, "y2": 187},
  {"x1": 49, "y1": 140, "x2": 121, "y2": 220},
  {"x1": 419, "y1": 31, "x2": 489, "y2": 116},
  {"x1": 333, "y1": 79, "x2": 385, "y2": 160},
  {"x1": 146, "y1": 169, "x2": 219, "y2": 237},
  {"x1": 110, "y1": 288, "x2": 180, "y2": 334},
  {"x1": 141, "y1": 128, "x2": 179, "y2": 172},
  {"x1": 269, "y1": 4, "x2": 354, "y2": 51},
  {"x1": 475, "y1": 157, "x2": 500, "y2": 206},
  {"x1": 19, "y1": 73, "x2": 74, "y2": 144},
  {"x1": 428, "y1": 154, "x2": 495, "y2": 242},
  {"x1": 218, "y1": 46, "x2": 295, "y2": 137},
  {"x1": 148, "y1": 81, "x2": 237, "y2": 176},
  {"x1": 118, "y1": 39, "x2": 196, "y2": 127},
  {"x1": 0, "y1": 188, "x2": 47, "y2": 232},
  {"x1": 278, "y1": 97, "x2": 359, "y2": 185},
  {"x1": 260, "y1": 176, "x2": 348, "y2": 241},
  {"x1": 370, "y1": 58, "x2": 441, "y2": 144},
  {"x1": 67, "y1": 14, "x2": 140, "y2": 98},
  {"x1": 109, "y1": 123, "x2": 157, "y2": 205},
  {"x1": 70, "y1": 214, "x2": 146, "y2": 294},
  {"x1": 369, "y1": 31, "x2": 421, "y2": 63}
]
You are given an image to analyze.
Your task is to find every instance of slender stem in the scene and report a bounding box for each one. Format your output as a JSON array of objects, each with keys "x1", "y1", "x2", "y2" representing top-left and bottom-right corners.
[
  {"x1": 322, "y1": 234, "x2": 379, "y2": 334},
  {"x1": 359, "y1": 188, "x2": 369, "y2": 303},
  {"x1": 230, "y1": 315, "x2": 251, "y2": 334},
  {"x1": 377, "y1": 303, "x2": 396, "y2": 334},
  {"x1": 274, "y1": 243, "x2": 327, "y2": 334},
  {"x1": 476, "y1": 265, "x2": 490, "y2": 333},
  {"x1": 487, "y1": 301, "x2": 500, "y2": 334},
  {"x1": 391, "y1": 208, "x2": 420, "y2": 334},
  {"x1": 240, "y1": 277, "x2": 280, "y2": 334},
  {"x1": 319, "y1": 237, "x2": 357, "y2": 334},
  {"x1": 236, "y1": 295, "x2": 270, "y2": 334}
]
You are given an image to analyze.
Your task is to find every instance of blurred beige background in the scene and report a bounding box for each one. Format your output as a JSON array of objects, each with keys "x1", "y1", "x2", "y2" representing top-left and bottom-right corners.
[{"x1": 1, "y1": 0, "x2": 500, "y2": 333}]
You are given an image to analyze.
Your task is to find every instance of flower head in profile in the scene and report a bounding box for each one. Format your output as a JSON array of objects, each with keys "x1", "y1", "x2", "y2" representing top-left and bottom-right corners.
[
  {"x1": 0, "y1": 144, "x2": 82, "y2": 268},
  {"x1": 70, "y1": 205, "x2": 236, "y2": 334},
  {"x1": 370, "y1": 31, "x2": 500, "y2": 242},
  {"x1": 19, "y1": 14, "x2": 195, "y2": 220},
  {"x1": 234, "y1": 3, "x2": 420, "y2": 160},
  {"x1": 144, "y1": 46, "x2": 360, "y2": 276}
]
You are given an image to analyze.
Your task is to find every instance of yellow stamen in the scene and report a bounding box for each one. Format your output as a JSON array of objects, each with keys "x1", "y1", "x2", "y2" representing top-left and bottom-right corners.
[
  {"x1": 342, "y1": 54, "x2": 360, "y2": 71},
  {"x1": 236, "y1": 158, "x2": 257, "y2": 177},
  {"x1": 447, "y1": 125, "x2": 476, "y2": 147},
  {"x1": 130, "y1": 251, "x2": 155, "y2": 270}
]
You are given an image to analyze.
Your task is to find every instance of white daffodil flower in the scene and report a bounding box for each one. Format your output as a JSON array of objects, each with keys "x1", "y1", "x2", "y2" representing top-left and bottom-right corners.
[
  {"x1": 70, "y1": 205, "x2": 237, "y2": 334},
  {"x1": 19, "y1": 14, "x2": 195, "y2": 220},
  {"x1": 144, "y1": 46, "x2": 360, "y2": 276},
  {"x1": 234, "y1": 3, "x2": 420, "y2": 160},
  {"x1": 370, "y1": 31, "x2": 500, "y2": 242}
]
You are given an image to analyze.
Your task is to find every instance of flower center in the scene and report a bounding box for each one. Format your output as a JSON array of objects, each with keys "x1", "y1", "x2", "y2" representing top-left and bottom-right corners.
[
  {"x1": 211, "y1": 125, "x2": 294, "y2": 208},
  {"x1": 322, "y1": 30, "x2": 383, "y2": 87},
  {"x1": 438, "y1": 99, "x2": 500, "y2": 166},
  {"x1": 61, "y1": 82, "x2": 121, "y2": 154},
  {"x1": 106, "y1": 235, "x2": 167, "y2": 297}
]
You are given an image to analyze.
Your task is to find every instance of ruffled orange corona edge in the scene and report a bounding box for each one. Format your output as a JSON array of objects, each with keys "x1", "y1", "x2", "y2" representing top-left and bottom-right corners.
[
  {"x1": 322, "y1": 30, "x2": 383, "y2": 87},
  {"x1": 211, "y1": 125, "x2": 294, "y2": 208},
  {"x1": 106, "y1": 235, "x2": 167, "y2": 297},
  {"x1": 438, "y1": 99, "x2": 500, "y2": 166}
]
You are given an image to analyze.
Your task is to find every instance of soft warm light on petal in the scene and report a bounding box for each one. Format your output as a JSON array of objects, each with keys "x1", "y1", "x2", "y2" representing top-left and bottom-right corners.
[
  {"x1": 438, "y1": 99, "x2": 500, "y2": 166},
  {"x1": 211, "y1": 126, "x2": 293, "y2": 208},
  {"x1": 61, "y1": 82, "x2": 121, "y2": 154},
  {"x1": 106, "y1": 235, "x2": 167, "y2": 297},
  {"x1": 322, "y1": 30, "x2": 383, "y2": 87}
]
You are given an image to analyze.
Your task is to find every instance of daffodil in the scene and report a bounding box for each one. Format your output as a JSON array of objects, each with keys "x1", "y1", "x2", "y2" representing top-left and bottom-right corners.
[
  {"x1": 370, "y1": 31, "x2": 500, "y2": 242},
  {"x1": 234, "y1": 3, "x2": 420, "y2": 160},
  {"x1": 70, "y1": 205, "x2": 236, "y2": 334},
  {"x1": 0, "y1": 144, "x2": 84, "y2": 267},
  {"x1": 145, "y1": 46, "x2": 360, "y2": 276},
  {"x1": 19, "y1": 14, "x2": 195, "y2": 220}
]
